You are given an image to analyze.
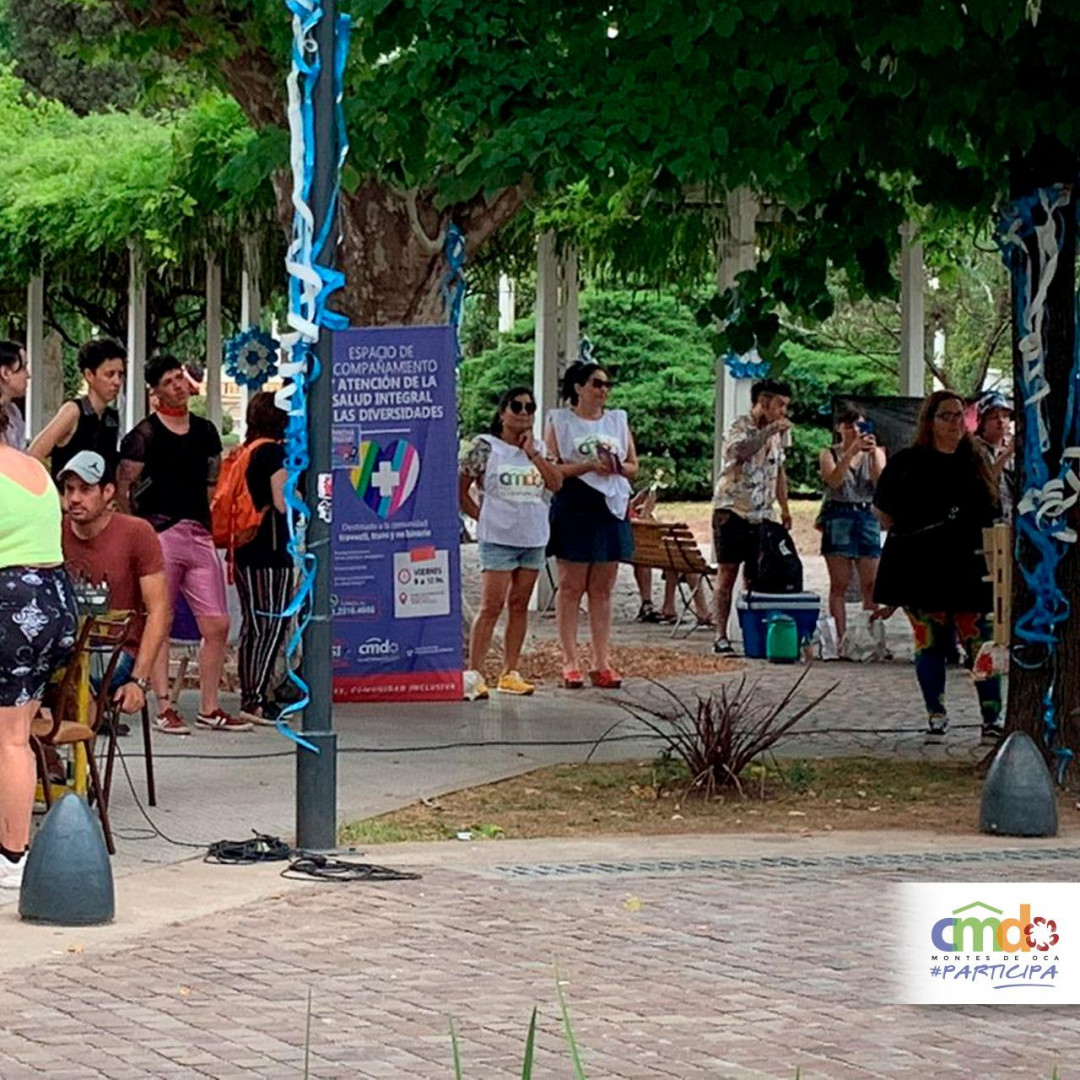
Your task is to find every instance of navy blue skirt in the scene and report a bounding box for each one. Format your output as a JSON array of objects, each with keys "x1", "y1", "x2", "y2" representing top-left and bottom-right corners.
[{"x1": 547, "y1": 478, "x2": 633, "y2": 563}]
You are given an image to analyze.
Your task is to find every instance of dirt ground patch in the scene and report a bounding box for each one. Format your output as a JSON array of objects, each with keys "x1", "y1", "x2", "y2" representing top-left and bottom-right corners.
[
  {"x1": 339, "y1": 757, "x2": 1075, "y2": 845},
  {"x1": 499, "y1": 641, "x2": 740, "y2": 685}
]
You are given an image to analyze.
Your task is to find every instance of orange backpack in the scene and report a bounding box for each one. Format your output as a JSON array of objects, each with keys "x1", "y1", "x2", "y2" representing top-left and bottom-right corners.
[{"x1": 210, "y1": 438, "x2": 276, "y2": 563}]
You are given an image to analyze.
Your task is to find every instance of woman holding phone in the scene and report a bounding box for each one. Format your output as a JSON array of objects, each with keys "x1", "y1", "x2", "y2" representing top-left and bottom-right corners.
[
  {"x1": 545, "y1": 361, "x2": 637, "y2": 689},
  {"x1": 459, "y1": 386, "x2": 563, "y2": 701},
  {"x1": 818, "y1": 406, "x2": 886, "y2": 643}
]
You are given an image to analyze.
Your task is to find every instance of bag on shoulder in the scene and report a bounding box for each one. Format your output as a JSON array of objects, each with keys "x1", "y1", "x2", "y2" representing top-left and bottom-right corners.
[
  {"x1": 750, "y1": 520, "x2": 803, "y2": 594},
  {"x1": 210, "y1": 438, "x2": 275, "y2": 554}
]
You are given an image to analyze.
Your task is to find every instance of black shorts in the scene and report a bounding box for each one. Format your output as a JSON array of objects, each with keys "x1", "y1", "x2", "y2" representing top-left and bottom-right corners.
[
  {"x1": 0, "y1": 566, "x2": 78, "y2": 707},
  {"x1": 712, "y1": 509, "x2": 759, "y2": 567}
]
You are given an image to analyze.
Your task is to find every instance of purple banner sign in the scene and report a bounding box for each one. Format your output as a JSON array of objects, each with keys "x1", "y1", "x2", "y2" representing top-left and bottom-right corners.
[{"x1": 330, "y1": 325, "x2": 462, "y2": 701}]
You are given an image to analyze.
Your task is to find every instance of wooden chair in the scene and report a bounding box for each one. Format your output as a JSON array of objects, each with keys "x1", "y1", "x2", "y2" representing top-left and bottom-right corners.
[
  {"x1": 31, "y1": 611, "x2": 135, "y2": 856},
  {"x1": 627, "y1": 519, "x2": 717, "y2": 637}
]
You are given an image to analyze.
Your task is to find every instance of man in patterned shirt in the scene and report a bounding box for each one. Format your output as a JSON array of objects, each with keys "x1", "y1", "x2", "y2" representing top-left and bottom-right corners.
[{"x1": 711, "y1": 378, "x2": 793, "y2": 654}]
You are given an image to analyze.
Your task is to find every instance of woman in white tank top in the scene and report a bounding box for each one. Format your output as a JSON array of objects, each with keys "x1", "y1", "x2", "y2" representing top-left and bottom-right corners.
[
  {"x1": 544, "y1": 361, "x2": 639, "y2": 690},
  {"x1": 459, "y1": 387, "x2": 563, "y2": 701}
]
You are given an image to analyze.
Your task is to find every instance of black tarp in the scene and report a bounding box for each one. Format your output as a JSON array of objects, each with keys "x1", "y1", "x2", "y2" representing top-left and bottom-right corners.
[{"x1": 830, "y1": 395, "x2": 925, "y2": 456}]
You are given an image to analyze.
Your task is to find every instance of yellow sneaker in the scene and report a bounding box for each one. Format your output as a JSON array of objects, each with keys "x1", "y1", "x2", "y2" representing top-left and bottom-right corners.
[{"x1": 497, "y1": 670, "x2": 535, "y2": 696}]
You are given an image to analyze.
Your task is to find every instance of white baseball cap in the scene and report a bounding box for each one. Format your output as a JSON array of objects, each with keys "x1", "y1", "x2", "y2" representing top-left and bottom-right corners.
[{"x1": 57, "y1": 450, "x2": 109, "y2": 485}]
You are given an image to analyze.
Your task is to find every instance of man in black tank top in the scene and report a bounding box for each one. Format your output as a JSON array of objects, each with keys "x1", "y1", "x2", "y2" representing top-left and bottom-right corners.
[{"x1": 29, "y1": 338, "x2": 125, "y2": 483}]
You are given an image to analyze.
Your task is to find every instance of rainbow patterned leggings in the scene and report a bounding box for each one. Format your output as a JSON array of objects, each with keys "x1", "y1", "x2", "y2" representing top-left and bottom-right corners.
[{"x1": 903, "y1": 609, "x2": 1002, "y2": 725}]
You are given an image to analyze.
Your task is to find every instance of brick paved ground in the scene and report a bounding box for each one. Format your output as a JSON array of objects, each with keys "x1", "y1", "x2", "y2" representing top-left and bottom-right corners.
[{"x1": 1, "y1": 834, "x2": 1078, "y2": 1079}]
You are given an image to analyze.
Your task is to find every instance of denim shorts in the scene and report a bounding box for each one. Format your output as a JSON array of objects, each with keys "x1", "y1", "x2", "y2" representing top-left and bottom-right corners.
[
  {"x1": 820, "y1": 504, "x2": 882, "y2": 559},
  {"x1": 478, "y1": 542, "x2": 547, "y2": 572}
]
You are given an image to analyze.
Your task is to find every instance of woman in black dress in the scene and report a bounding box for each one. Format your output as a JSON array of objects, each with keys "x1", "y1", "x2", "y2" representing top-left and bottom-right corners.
[{"x1": 873, "y1": 390, "x2": 1001, "y2": 743}]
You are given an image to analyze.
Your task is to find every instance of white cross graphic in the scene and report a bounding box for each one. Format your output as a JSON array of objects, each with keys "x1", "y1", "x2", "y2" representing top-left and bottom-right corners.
[{"x1": 372, "y1": 461, "x2": 400, "y2": 498}]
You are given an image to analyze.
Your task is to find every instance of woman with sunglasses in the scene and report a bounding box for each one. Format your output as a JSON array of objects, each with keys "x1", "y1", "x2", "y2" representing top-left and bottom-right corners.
[
  {"x1": 872, "y1": 390, "x2": 1001, "y2": 744},
  {"x1": 545, "y1": 361, "x2": 637, "y2": 689},
  {"x1": 459, "y1": 386, "x2": 563, "y2": 700}
]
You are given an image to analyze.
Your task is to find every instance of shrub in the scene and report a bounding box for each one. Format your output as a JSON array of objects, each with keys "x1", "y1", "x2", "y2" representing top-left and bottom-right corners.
[{"x1": 618, "y1": 672, "x2": 837, "y2": 799}]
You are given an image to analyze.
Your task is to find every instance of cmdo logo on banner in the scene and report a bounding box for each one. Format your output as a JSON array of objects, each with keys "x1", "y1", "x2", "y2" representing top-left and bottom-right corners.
[{"x1": 896, "y1": 883, "x2": 1079, "y2": 1003}]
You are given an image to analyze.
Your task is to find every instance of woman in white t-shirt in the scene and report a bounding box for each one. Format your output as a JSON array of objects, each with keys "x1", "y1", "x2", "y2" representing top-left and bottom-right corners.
[
  {"x1": 459, "y1": 386, "x2": 563, "y2": 701},
  {"x1": 544, "y1": 361, "x2": 638, "y2": 690}
]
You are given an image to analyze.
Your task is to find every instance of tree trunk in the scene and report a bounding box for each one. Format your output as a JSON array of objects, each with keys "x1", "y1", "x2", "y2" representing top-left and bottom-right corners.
[{"x1": 1005, "y1": 147, "x2": 1080, "y2": 772}]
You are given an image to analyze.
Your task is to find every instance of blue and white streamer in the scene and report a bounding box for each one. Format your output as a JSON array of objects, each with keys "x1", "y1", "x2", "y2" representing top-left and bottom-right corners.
[
  {"x1": 442, "y1": 223, "x2": 466, "y2": 360},
  {"x1": 723, "y1": 348, "x2": 769, "y2": 381},
  {"x1": 996, "y1": 184, "x2": 1077, "y2": 782},
  {"x1": 275, "y1": 0, "x2": 352, "y2": 753},
  {"x1": 224, "y1": 326, "x2": 280, "y2": 390}
]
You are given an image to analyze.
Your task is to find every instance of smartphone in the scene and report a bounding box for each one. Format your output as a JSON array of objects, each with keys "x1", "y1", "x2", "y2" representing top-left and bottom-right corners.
[
  {"x1": 856, "y1": 419, "x2": 876, "y2": 435},
  {"x1": 596, "y1": 444, "x2": 622, "y2": 474}
]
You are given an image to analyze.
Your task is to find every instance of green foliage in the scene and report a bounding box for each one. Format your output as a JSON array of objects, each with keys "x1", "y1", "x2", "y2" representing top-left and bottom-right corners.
[
  {"x1": 3, "y1": 0, "x2": 141, "y2": 114},
  {"x1": 784, "y1": 759, "x2": 818, "y2": 794},
  {"x1": 459, "y1": 288, "x2": 716, "y2": 498}
]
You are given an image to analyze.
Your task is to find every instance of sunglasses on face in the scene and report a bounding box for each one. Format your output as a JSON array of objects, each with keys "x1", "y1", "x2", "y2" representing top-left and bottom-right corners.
[
  {"x1": 508, "y1": 399, "x2": 537, "y2": 415},
  {"x1": 589, "y1": 378, "x2": 613, "y2": 391}
]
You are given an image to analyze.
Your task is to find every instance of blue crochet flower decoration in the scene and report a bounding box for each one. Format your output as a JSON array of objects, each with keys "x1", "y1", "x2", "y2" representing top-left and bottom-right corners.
[{"x1": 224, "y1": 326, "x2": 279, "y2": 390}]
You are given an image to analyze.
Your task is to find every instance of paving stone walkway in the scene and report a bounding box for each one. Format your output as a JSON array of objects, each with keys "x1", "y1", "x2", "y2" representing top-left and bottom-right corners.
[{"x1": 1, "y1": 833, "x2": 1077, "y2": 1079}]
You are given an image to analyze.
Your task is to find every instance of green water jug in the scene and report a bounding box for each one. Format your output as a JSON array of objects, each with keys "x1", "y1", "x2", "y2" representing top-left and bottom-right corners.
[{"x1": 765, "y1": 613, "x2": 799, "y2": 664}]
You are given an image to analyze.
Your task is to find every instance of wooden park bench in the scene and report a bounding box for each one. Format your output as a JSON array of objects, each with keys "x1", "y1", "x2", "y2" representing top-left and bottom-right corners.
[{"x1": 626, "y1": 519, "x2": 716, "y2": 637}]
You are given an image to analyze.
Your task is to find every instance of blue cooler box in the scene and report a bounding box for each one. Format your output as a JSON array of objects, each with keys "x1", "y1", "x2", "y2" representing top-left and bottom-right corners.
[{"x1": 737, "y1": 592, "x2": 821, "y2": 659}]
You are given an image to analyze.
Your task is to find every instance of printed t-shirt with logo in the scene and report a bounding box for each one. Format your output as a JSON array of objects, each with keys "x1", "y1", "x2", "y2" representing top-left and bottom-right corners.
[
  {"x1": 460, "y1": 434, "x2": 550, "y2": 548},
  {"x1": 547, "y1": 408, "x2": 633, "y2": 519}
]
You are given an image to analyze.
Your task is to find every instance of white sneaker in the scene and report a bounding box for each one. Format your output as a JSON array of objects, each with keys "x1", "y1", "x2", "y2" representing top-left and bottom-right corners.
[
  {"x1": 0, "y1": 852, "x2": 25, "y2": 890},
  {"x1": 463, "y1": 669, "x2": 489, "y2": 701}
]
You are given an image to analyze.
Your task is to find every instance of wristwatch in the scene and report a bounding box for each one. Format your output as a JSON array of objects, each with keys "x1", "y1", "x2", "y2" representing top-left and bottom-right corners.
[{"x1": 132, "y1": 677, "x2": 151, "y2": 692}]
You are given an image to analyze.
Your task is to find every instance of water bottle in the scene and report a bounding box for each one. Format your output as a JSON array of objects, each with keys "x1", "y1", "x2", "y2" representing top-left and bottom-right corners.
[{"x1": 765, "y1": 613, "x2": 799, "y2": 664}]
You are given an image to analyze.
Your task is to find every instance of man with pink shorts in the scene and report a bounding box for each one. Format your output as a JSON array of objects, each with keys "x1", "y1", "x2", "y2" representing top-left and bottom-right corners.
[{"x1": 117, "y1": 354, "x2": 251, "y2": 734}]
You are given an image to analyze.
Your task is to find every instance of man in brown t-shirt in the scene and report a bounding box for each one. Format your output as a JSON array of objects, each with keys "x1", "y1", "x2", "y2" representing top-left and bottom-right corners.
[{"x1": 59, "y1": 451, "x2": 170, "y2": 718}]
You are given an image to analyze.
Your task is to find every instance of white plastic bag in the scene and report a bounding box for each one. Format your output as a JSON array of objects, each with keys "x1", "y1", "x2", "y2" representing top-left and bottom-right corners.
[
  {"x1": 818, "y1": 615, "x2": 840, "y2": 661},
  {"x1": 840, "y1": 611, "x2": 890, "y2": 663}
]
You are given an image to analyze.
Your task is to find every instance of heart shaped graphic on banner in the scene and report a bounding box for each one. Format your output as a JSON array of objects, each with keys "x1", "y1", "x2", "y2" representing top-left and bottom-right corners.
[{"x1": 350, "y1": 439, "x2": 421, "y2": 519}]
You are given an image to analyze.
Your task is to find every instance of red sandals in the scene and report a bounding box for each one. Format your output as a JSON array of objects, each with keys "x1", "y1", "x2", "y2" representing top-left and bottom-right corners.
[
  {"x1": 589, "y1": 668, "x2": 623, "y2": 689},
  {"x1": 562, "y1": 669, "x2": 585, "y2": 689}
]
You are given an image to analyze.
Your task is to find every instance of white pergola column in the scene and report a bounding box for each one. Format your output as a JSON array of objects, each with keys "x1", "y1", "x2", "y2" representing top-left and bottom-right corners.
[
  {"x1": 237, "y1": 234, "x2": 262, "y2": 439},
  {"x1": 532, "y1": 232, "x2": 564, "y2": 613},
  {"x1": 205, "y1": 250, "x2": 223, "y2": 430},
  {"x1": 713, "y1": 188, "x2": 757, "y2": 485},
  {"x1": 559, "y1": 249, "x2": 580, "y2": 368},
  {"x1": 899, "y1": 223, "x2": 926, "y2": 397},
  {"x1": 497, "y1": 273, "x2": 516, "y2": 332},
  {"x1": 124, "y1": 243, "x2": 148, "y2": 432},
  {"x1": 533, "y1": 232, "x2": 560, "y2": 436},
  {"x1": 24, "y1": 273, "x2": 45, "y2": 440}
]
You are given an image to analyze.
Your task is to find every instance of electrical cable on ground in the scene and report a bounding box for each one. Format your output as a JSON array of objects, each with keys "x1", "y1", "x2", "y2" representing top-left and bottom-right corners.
[{"x1": 282, "y1": 852, "x2": 421, "y2": 882}]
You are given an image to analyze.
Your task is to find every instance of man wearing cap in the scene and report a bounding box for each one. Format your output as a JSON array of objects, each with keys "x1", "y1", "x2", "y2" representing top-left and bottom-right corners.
[
  {"x1": 973, "y1": 392, "x2": 1015, "y2": 523},
  {"x1": 60, "y1": 451, "x2": 170, "y2": 719}
]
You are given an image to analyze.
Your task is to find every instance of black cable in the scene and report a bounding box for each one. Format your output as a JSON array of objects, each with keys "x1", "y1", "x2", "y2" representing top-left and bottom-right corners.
[
  {"x1": 108, "y1": 731, "x2": 213, "y2": 850},
  {"x1": 102, "y1": 722, "x2": 995, "y2": 763},
  {"x1": 281, "y1": 852, "x2": 421, "y2": 882},
  {"x1": 205, "y1": 832, "x2": 293, "y2": 864}
]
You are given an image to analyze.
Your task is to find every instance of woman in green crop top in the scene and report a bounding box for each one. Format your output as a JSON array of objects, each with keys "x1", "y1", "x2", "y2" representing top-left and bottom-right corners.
[{"x1": 0, "y1": 416, "x2": 77, "y2": 891}]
